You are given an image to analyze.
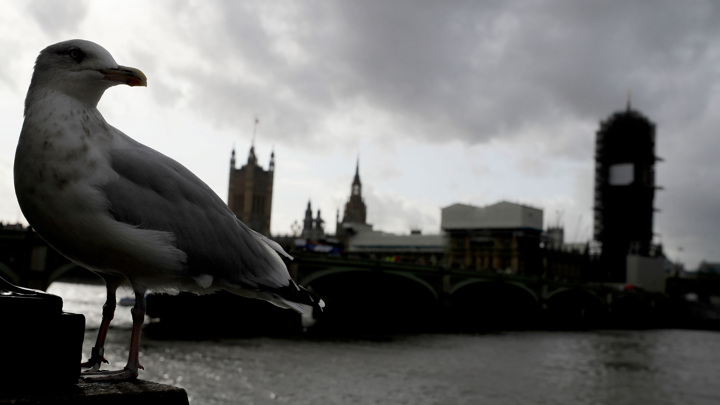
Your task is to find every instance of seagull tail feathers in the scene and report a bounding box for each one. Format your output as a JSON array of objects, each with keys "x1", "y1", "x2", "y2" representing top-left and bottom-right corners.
[
  {"x1": 233, "y1": 220, "x2": 323, "y2": 325},
  {"x1": 274, "y1": 279, "x2": 325, "y2": 313},
  {"x1": 223, "y1": 280, "x2": 325, "y2": 327},
  {"x1": 271, "y1": 280, "x2": 325, "y2": 327}
]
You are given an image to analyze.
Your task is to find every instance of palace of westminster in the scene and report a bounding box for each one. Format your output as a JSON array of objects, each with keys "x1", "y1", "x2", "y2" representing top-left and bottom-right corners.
[{"x1": 227, "y1": 103, "x2": 668, "y2": 288}]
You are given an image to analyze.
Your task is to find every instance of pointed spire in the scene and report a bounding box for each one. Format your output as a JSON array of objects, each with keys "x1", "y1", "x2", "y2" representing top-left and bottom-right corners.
[
  {"x1": 351, "y1": 157, "x2": 362, "y2": 197},
  {"x1": 353, "y1": 156, "x2": 361, "y2": 185},
  {"x1": 252, "y1": 116, "x2": 259, "y2": 148},
  {"x1": 246, "y1": 117, "x2": 258, "y2": 165},
  {"x1": 627, "y1": 89, "x2": 632, "y2": 111},
  {"x1": 230, "y1": 145, "x2": 236, "y2": 169}
]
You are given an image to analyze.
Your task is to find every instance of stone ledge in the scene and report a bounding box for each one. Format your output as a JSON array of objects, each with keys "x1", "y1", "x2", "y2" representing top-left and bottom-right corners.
[{"x1": 0, "y1": 380, "x2": 188, "y2": 405}]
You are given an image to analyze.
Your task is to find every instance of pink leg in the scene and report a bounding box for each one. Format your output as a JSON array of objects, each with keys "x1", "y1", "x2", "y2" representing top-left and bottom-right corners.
[
  {"x1": 81, "y1": 277, "x2": 122, "y2": 370},
  {"x1": 82, "y1": 287, "x2": 146, "y2": 382},
  {"x1": 125, "y1": 288, "x2": 147, "y2": 374}
]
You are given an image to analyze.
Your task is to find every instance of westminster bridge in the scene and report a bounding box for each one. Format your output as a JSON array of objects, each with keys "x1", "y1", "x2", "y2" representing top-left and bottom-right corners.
[
  {"x1": 2, "y1": 226, "x2": 708, "y2": 331},
  {"x1": 288, "y1": 253, "x2": 671, "y2": 331}
]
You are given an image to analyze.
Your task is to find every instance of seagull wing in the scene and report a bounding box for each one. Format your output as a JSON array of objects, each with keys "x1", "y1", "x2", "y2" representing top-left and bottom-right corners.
[{"x1": 101, "y1": 139, "x2": 291, "y2": 290}]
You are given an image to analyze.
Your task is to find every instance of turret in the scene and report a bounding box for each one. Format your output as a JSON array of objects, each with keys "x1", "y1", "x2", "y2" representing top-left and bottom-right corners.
[{"x1": 247, "y1": 145, "x2": 257, "y2": 165}]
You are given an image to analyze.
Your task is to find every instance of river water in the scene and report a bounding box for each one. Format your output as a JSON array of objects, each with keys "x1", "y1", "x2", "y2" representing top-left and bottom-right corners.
[{"x1": 48, "y1": 282, "x2": 720, "y2": 404}]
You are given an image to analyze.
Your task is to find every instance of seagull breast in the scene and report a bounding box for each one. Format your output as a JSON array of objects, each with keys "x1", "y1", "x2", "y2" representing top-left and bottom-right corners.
[
  {"x1": 14, "y1": 39, "x2": 299, "y2": 298},
  {"x1": 15, "y1": 40, "x2": 186, "y2": 284}
]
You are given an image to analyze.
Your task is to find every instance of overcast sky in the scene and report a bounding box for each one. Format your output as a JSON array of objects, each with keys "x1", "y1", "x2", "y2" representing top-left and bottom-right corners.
[{"x1": 1, "y1": 1, "x2": 718, "y2": 270}]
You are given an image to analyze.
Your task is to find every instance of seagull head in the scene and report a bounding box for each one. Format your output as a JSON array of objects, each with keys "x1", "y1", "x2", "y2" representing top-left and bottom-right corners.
[{"x1": 26, "y1": 39, "x2": 147, "y2": 112}]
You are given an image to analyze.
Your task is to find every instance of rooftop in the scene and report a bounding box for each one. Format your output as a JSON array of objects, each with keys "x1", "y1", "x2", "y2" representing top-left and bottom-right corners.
[{"x1": 441, "y1": 201, "x2": 543, "y2": 231}]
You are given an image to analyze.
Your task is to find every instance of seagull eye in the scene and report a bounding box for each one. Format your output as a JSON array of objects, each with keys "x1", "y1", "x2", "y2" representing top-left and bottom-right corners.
[{"x1": 68, "y1": 48, "x2": 85, "y2": 63}]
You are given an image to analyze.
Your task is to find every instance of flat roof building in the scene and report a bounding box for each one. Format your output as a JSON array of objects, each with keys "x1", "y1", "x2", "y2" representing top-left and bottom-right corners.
[{"x1": 441, "y1": 201, "x2": 544, "y2": 275}]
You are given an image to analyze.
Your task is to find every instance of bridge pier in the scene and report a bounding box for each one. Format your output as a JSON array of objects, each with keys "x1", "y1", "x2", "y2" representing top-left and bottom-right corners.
[{"x1": 26, "y1": 244, "x2": 51, "y2": 290}]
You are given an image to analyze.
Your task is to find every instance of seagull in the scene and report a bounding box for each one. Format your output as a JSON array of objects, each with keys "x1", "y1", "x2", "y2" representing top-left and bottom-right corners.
[{"x1": 14, "y1": 39, "x2": 323, "y2": 382}]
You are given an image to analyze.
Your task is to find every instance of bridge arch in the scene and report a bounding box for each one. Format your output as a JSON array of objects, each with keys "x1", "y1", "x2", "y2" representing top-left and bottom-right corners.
[
  {"x1": 545, "y1": 287, "x2": 608, "y2": 328},
  {"x1": 297, "y1": 267, "x2": 345, "y2": 286},
  {"x1": 450, "y1": 279, "x2": 539, "y2": 302},
  {"x1": 299, "y1": 267, "x2": 438, "y2": 299},
  {"x1": 46, "y1": 262, "x2": 85, "y2": 286},
  {"x1": 448, "y1": 279, "x2": 541, "y2": 331},
  {"x1": 301, "y1": 267, "x2": 439, "y2": 332}
]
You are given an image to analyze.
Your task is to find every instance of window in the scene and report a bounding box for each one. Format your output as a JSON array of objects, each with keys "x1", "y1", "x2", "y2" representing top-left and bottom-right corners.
[{"x1": 252, "y1": 196, "x2": 265, "y2": 214}]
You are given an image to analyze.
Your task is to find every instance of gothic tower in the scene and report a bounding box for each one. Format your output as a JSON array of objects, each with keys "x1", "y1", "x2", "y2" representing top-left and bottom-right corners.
[
  {"x1": 227, "y1": 146, "x2": 275, "y2": 236},
  {"x1": 342, "y1": 159, "x2": 367, "y2": 224},
  {"x1": 302, "y1": 200, "x2": 314, "y2": 236}
]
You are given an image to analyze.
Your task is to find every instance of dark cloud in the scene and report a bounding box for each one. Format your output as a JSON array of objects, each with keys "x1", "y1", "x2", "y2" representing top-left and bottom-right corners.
[{"x1": 168, "y1": 2, "x2": 720, "y2": 152}]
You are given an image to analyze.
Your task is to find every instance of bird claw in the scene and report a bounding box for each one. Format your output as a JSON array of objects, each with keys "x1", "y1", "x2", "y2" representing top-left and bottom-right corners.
[
  {"x1": 81, "y1": 367, "x2": 139, "y2": 382},
  {"x1": 80, "y1": 346, "x2": 109, "y2": 370},
  {"x1": 80, "y1": 357, "x2": 109, "y2": 369}
]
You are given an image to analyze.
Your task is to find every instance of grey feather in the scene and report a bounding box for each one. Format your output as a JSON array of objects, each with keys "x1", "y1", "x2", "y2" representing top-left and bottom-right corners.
[{"x1": 101, "y1": 140, "x2": 291, "y2": 290}]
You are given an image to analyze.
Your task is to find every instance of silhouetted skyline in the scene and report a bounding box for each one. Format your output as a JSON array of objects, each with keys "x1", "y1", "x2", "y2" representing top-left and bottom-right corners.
[{"x1": 0, "y1": 1, "x2": 718, "y2": 269}]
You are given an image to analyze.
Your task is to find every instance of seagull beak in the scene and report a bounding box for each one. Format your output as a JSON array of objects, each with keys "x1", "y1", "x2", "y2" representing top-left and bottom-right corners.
[{"x1": 99, "y1": 65, "x2": 147, "y2": 87}]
